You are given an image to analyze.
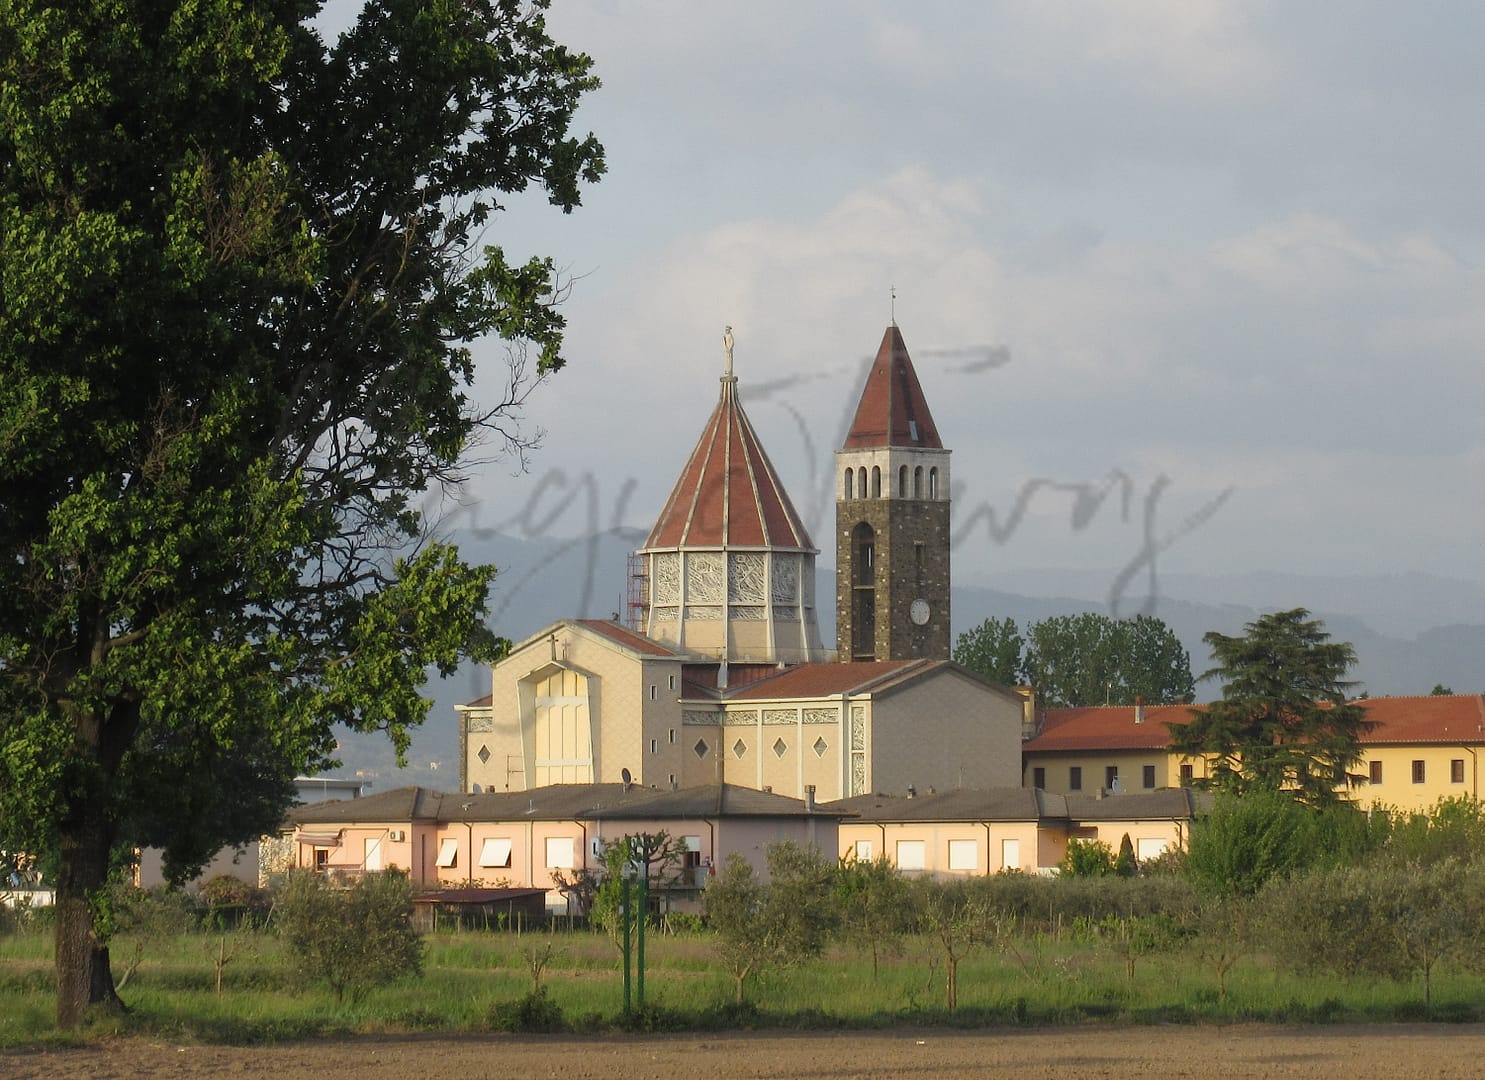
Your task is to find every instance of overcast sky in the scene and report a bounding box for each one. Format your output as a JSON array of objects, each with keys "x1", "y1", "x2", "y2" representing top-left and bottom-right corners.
[{"x1": 427, "y1": 1, "x2": 1484, "y2": 610}]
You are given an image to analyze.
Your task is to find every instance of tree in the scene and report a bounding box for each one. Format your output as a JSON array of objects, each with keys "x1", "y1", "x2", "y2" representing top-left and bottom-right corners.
[
  {"x1": 834, "y1": 852, "x2": 915, "y2": 977},
  {"x1": 914, "y1": 878, "x2": 991, "y2": 1011},
  {"x1": 1059, "y1": 839, "x2": 1115, "y2": 877},
  {"x1": 1169, "y1": 609, "x2": 1371, "y2": 805},
  {"x1": 0, "y1": 0, "x2": 603, "y2": 1025},
  {"x1": 277, "y1": 869, "x2": 424, "y2": 1005},
  {"x1": 952, "y1": 616, "x2": 1024, "y2": 686},
  {"x1": 1021, "y1": 613, "x2": 1194, "y2": 708},
  {"x1": 704, "y1": 842, "x2": 838, "y2": 1005},
  {"x1": 1431, "y1": 684, "x2": 1456, "y2": 696}
]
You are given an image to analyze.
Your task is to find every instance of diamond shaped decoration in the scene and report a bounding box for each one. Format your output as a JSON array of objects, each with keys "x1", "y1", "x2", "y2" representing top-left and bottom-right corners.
[
  {"x1": 773, "y1": 738, "x2": 788, "y2": 758},
  {"x1": 476, "y1": 745, "x2": 490, "y2": 764},
  {"x1": 813, "y1": 736, "x2": 828, "y2": 757},
  {"x1": 733, "y1": 739, "x2": 747, "y2": 759},
  {"x1": 693, "y1": 738, "x2": 709, "y2": 759}
]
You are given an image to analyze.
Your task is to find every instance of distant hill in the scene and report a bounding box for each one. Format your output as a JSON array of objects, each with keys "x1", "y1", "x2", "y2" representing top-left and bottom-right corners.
[{"x1": 329, "y1": 531, "x2": 1485, "y2": 792}]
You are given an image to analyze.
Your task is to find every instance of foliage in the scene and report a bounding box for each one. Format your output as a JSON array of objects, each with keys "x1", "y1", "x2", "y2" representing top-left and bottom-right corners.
[
  {"x1": 834, "y1": 853, "x2": 915, "y2": 977},
  {"x1": 568, "y1": 832, "x2": 686, "y2": 951},
  {"x1": 276, "y1": 870, "x2": 424, "y2": 1005},
  {"x1": 1059, "y1": 839, "x2": 1116, "y2": 878},
  {"x1": 914, "y1": 878, "x2": 993, "y2": 1011},
  {"x1": 1021, "y1": 613, "x2": 1194, "y2": 707},
  {"x1": 1431, "y1": 684, "x2": 1455, "y2": 696},
  {"x1": 952, "y1": 616, "x2": 1024, "y2": 686},
  {"x1": 1114, "y1": 834, "x2": 1137, "y2": 878},
  {"x1": 704, "y1": 842, "x2": 838, "y2": 1004},
  {"x1": 488, "y1": 988, "x2": 566, "y2": 1033},
  {"x1": 1170, "y1": 609, "x2": 1371, "y2": 805},
  {"x1": 0, "y1": 0, "x2": 603, "y2": 1024},
  {"x1": 1381, "y1": 797, "x2": 1485, "y2": 867}
]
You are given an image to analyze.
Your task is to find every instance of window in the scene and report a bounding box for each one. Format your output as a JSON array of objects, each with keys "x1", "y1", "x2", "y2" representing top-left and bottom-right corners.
[
  {"x1": 1032, "y1": 767, "x2": 1045, "y2": 790},
  {"x1": 929, "y1": 467, "x2": 939, "y2": 499},
  {"x1": 1069, "y1": 766, "x2": 1083, "y2": 791},
  {"x1": 649, "y1": 684, "x2": 657, "y2": 701},
  {"x1": 857, "y1": 467, "x2": 867, "y2": 498},
  {"x1": 682, "y1": 835, "x2": 703, "y2": 869},
  {"x1": 913, "y1": 466, "x2": 923, "y2": 498},
  {"x1": 436, "y1": 838, "x2": 459, "y2": 868},
  {"x1": 363, "y1": 837, "x2": 383, "y2": 871},
  {"x1": 1001, "y1": 838, "x2": 1020, "y2": 871},
  {"x1": 1453, "y1": 759, "x2": 1466, "y2": 784},
  {"x1": 854, "y1": 839, "x2": 873, "y2": 861},
  {"x1": 669, "y1": 728, "x2": 675, "y2": 744},
  {"x1": 1105, "y1": 765, "x2": 1120, "y2": 792},
  {"x1": 871, "y1": 466, "x2": 881, "y2": 498},
  {"x1": 1369, "y1": 760, "x2": 1383, "y2": 784},
  {"x1": 1412, "y1": 760, "x2": 1426, "y2": 784},
  {"x1": 733, "y1": 739, "x2": 747, "y2": 759},
  {"x1": 314, "y1": 848, "x2": 330, "y2": 872},
  {"x1": 545, "y1": 836, "x2": 575, "y2": 870},
  {"x1": 1137, "y1": 838, "x2": 1169, "y2": 861},
  {"x1": 1179, "y1": 763, "x2": 1194, "y2": 785},
  {"x1": 844, "y1": 469, "x2": 854, "y2": 499},
  {"x1": 948, "y1": 839, "x2": 978, "y2": 872},
  {"x1": 479, "y1": 838, "x2": 512, "y2": 868},
  {"x1": 898, "y1": 465, "x2": 908, "y2": 497},
  {"x1": 669, "y1": 674, "x2": 676, "y2": 691},
  {"x1": 772, "y1": 737, "x2": 787, "y2": 758},
  {"x1": 650, "y1": 738, "x2": 658, "y2": 754},
  {"x1": 895, "y1": 840, "x2": 925, "y2": 871},
  {"x1": 1142, "y1": 764, "x2": 1156, "y2": 789}
]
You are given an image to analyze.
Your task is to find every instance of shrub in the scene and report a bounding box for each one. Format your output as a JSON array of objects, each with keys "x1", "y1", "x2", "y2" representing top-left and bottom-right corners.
[
  {"x1": 488, "y1": 988, "x2": 566, "y2": 1033},
  {"x1": 276, "y1": 869, "x2": 424, "y2": 1004},
  {"x1": 1060, "y1": 840, "x2": 1115, "y2": 877}
]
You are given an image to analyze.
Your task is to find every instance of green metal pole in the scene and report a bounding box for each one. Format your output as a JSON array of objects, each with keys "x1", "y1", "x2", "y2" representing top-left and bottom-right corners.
[
  {"x1": 636, "y1": 875, "x2": 648, "y2": 1009},
  {"x1": 621, "y1": 877, "x2": 632, "y2": 1013}
]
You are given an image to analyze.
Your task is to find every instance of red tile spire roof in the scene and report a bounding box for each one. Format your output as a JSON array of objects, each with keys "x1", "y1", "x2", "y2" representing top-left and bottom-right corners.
[
  {"x1": 643, "y1": 364, "x2": 814, "y2": 551},
  {"x1": 842, "y1": 324, "x2": 943, "y2": 450}
]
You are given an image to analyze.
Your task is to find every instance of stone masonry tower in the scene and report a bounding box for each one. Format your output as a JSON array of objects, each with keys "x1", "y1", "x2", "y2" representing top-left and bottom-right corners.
[{"x1": 835, "y1": 325, "x2": 951, "y2": 661}]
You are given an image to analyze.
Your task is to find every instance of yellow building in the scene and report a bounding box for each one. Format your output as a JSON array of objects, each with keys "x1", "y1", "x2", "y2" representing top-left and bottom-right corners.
[{"x1": 1020, "y1": 694, "x2": 1485, "y2": 814}]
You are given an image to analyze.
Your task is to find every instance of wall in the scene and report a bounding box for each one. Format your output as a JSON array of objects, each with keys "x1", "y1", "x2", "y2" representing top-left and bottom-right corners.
[{"x1": 870, "y1": 670, "x2": 1023, "y2": 795}]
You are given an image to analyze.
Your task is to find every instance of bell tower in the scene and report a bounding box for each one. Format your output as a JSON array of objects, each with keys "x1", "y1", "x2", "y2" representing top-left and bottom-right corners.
[{"x1": 835, "y1": 325, "x2": 951, "y2": 662}]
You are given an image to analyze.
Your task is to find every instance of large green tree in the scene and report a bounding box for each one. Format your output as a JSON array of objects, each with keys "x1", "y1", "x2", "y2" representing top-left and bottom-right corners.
[
  {"x1": 0, "y1": 0, "x2": 603, "y2": 1025},
  {"x1": 1169, "y1": 609, "x2": 1370, "y2": 806},
  {"x1": 1010, "y1": 612, "x2": 1193, "y2": 707},
  {"x1": 951, "y1": 615, "x2": 1023, "y2": 686}
]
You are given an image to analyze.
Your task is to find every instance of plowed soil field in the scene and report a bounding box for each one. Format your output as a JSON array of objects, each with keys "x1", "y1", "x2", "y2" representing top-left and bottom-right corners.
[{"x1": 5, "y1": 1024, "x2": 1485, "y2": 1079}]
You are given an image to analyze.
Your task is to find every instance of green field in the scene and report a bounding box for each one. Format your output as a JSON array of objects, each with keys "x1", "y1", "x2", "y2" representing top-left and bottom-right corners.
[{"x1": 3, "y1": 918, "x2": 1480, "y2": 1047}]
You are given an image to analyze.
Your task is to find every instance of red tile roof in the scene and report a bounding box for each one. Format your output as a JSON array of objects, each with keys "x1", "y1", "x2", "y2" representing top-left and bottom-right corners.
[
  {"x1": 722, "y1": 659, "x2": 936, "y2": 700},
  {"x1": 1355, "y1": 694, "x2": 1485, "y2": 744},
  {"x1": 842, "y1": 325, "x2": 943, "y2": 450},
  {"x1": 573, "y1": 619, "x2": 686, "y2": 657},
  {"x1": 643, "y1": 372, "x2": 813, "y2": 551},
  {"x1": 1024, "y1": 695, "x2": 1485, "y2": 752},
  {"x1": 1023, "y1": 704, "x2": 1199, "y2": 753}
]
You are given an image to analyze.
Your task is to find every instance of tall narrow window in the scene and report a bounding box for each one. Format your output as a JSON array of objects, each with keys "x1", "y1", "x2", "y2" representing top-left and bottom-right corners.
[
  {"x1": 844, "y1": 469, "x2": 854, "y2": 499},
  {"x1": 1180, "y1": 763, "x2": 1194, "y2": 785},
  {"x1": 929, "y1": 467, "x2": 939, "y2": 499},
  {"x1": 857, "y1": 467, "x2": 867, "y2": 499},
  {"x1": 1369, "y1": 761, "x2": 1383, "y2": 784},
  {"x1": 851, "y1": 522, "x2": 876, "y2": 660},
  {"x1": 1032, "y1": 767, "x2": 1045, "y2": 789},
  {"x1": 871, "y1": 466, "x2": 881, "y2": 498},
  {"x1": 1412, "y1": 760, "x2": 1426, "y2": 784},
  {"x1": 1452, "y1": 759, "x2": 1466, "y2": 784},
  {"x1": 1142, "y1": 764, "x2": 1156, "y2": 789},
  {"x1": 898, "y1": 465, "x2": 908, "y2": 497},
  {"x1": 913, "y1": 466, "x2": 923, "y2": 498},
  {"x1": 1105, "y1": 765, "x2": 1120, "y2": 791},
  {"x1": 1069, "y1": 766, "x2": 1082, "y2": 791}
]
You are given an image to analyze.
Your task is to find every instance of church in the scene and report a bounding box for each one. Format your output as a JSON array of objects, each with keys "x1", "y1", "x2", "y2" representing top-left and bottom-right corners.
[{"x1": 458, "y1": 324, "x2": 1026, "y2": 802}]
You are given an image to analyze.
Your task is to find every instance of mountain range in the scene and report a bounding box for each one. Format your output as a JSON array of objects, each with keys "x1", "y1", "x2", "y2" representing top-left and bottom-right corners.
[{"x1": 331, "y1": 530, "x2": 1484, "y2": 791}]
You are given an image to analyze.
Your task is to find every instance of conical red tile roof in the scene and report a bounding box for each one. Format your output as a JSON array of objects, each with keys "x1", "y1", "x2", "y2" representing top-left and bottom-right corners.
[
  {"x1": 643, "y1": 373, "x2": 815, "y2": 551},
  {"x1": 842, "y1": 325, "x2": 942, "y2": 449}
]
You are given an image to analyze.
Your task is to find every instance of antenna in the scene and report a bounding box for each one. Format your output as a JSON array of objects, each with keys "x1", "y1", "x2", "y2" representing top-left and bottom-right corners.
[{"x1": 890, "y1": 285, "x2": 896, "y2": 326}]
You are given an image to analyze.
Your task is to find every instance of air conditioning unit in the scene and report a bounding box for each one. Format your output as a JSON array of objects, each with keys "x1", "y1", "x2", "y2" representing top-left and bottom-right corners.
[{"x1": 388, "y1": 829, "x2": 405, "y2": 842}]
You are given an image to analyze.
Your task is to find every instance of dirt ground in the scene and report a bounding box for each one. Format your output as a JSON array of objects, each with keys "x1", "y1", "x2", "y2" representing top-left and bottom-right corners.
[{"x1": 5, "y1": 1024, "x2": 1485, "y2": 1079}]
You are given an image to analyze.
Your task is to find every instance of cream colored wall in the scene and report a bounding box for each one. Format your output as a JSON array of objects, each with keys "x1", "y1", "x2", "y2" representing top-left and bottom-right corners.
[
  {"x1": 702, "y1": 710, "x2": 848, "y2": 800},
  {"x1": 870, "y1": 672, "x2": 1022, "y2": 795},
  {"x1": 1355, "y1": 745, "x2": 1482, "y2": 811},
  {"x1": 838, "y1": 820, "x2": 1043, "y2": 875},
  {"x1": 1078, "y1": 819, "x2": 1189, "y2": 862},
  {"x1": 466, "y1": 628, "x2": 685, "y2": 793}
]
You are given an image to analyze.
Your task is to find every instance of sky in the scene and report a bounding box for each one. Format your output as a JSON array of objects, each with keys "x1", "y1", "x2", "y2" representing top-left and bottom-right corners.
[{"x1": 416, "y1": 1, "x2": 1484, "y2": 615}]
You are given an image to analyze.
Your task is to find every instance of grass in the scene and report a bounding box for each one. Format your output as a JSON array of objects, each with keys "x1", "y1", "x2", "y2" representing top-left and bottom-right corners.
[{"x1": 3, "y1": 924, "x2": 1484, "y2": 1047}]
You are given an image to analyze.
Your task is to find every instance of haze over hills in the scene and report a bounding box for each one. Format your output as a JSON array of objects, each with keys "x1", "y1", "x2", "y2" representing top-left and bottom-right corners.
[{"x1": 331, "y1": 530, "x2": 1485, "y2": 792}]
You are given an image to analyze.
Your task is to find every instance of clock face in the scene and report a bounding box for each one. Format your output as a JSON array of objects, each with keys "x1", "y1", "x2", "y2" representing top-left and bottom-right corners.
[{"x1": 909, "y1": 598, "x2": 931, "y2": 626}]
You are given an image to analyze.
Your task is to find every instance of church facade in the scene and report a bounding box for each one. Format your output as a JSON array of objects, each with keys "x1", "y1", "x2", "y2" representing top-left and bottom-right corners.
[{"x1": 460, "y1": 325, "x2": 1024, "y2": 801}]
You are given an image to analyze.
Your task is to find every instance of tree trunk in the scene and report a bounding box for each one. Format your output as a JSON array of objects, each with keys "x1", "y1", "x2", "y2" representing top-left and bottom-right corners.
[
  {"x1": 55, "y1": 811, "x2": 124, "y2": 1027},
  {"x1": 945, "y1": 955, "x2": 958, "y2": 1012}
]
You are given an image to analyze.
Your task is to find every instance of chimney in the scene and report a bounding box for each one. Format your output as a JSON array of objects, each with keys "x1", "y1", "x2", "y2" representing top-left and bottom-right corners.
[
  {"x1": 804, "y1": 784, "x2": 816, "y2": 811},
  {"x1": 1135, "y1": 696, "x2": 1146, "y2": 724},
  {"x1": 1018, "y1": 686, "x2": 1039, "y2": 740}
]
